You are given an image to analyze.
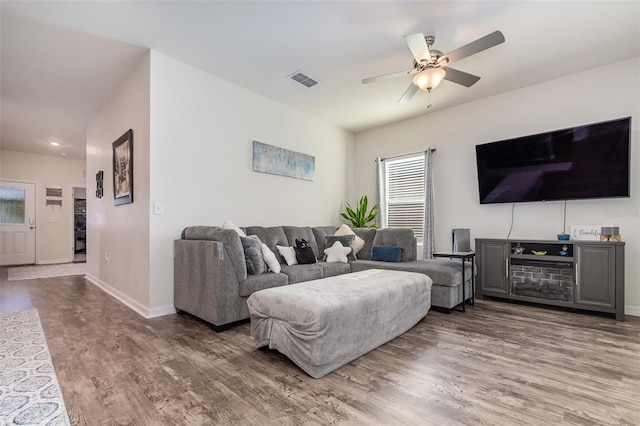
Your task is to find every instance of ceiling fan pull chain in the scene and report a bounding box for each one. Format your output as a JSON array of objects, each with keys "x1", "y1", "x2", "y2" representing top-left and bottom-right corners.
[{"x1": 427, "y1": 89, "x2": 433, "y2": 108}]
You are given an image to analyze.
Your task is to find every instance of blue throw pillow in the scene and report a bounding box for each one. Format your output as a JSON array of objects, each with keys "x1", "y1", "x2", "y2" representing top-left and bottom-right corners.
[{"x1": 371, "y1": 245, "x2": 403, "y2": 262}]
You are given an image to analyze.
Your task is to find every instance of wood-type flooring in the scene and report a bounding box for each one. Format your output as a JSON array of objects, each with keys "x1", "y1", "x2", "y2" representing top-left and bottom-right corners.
[{"x1": 1, "y1": 272, "x2": 638, "y2": 425}]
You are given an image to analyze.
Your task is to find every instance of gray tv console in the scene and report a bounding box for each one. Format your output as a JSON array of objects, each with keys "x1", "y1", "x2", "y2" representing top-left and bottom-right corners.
[{"x1": 476, "y1": 238, "x2": 625, "y2": 320}]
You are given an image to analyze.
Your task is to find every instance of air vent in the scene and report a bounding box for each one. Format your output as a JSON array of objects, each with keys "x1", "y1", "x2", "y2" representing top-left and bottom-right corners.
[{"x1": 288, "y1": 71, "x2": 319, "y2": 88}]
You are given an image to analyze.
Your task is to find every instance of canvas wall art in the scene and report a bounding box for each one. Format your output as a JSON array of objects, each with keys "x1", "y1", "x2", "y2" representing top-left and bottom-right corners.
[{"x1": 252, "y1": 141, "x2": 315, "y2": 181}]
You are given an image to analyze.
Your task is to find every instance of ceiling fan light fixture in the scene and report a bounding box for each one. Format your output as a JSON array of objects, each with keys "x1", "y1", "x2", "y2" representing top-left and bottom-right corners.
[{"x1": 412, "y1": 68, "x2": 446, "y2": 91}]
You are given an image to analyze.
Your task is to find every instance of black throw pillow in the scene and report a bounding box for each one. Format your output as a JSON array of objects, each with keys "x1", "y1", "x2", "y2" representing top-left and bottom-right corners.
[{"x1": 294, "y1": 238, "x2": 317, "y2": 264}]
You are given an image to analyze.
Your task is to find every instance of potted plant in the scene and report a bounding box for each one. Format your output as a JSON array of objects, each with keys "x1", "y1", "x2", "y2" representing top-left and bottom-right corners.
[{"x1": 341, "y1": 195, "x2": 379, "y2": 228}]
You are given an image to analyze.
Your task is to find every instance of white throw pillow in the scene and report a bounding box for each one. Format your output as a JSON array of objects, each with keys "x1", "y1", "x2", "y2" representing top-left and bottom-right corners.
[
  {"x1": 222, "y1": 219, "x2": 246, "y2": 237},
  {"x1": 324, "y1": 241, "x2": 352, "y2": 263},
  {"x1": 335, "y1": 224, "x2": 365, "y2": 254},
  {"x1": 277, "y1": 245, "x2": 298, "y2": 266},
  {"x1": 261, "y1": 243, "x2": 281, "y2": 273}
]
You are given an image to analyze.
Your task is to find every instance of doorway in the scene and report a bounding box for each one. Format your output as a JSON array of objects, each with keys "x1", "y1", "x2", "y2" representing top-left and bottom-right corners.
[
  {"x1": 0, "y1": 181, "x2": 36, "y2": 266},
  {"x1": 72, "y1": 187, "x2": 86, "y2": 263}
]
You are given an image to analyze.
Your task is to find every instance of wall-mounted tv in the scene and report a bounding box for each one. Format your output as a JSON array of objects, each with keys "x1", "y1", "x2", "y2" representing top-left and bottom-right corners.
[{"x1": 475, "y1": 117, "x2": 631, "y2": 204}]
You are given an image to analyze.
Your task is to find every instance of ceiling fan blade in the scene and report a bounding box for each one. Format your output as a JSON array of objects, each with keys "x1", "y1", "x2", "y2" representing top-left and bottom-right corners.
[
  {"x1": 362, "y1": 69, "x2": 413, "y2": 85},
  {"x1": 404, "y1": 33, "x2": 431, "y2": 62},
  {"x1": 398, "y1": 84, "x2": 419, "y2": 103},
  {"x1": 442, "y1": 31, "x2": 505, "y2": 64},
  {"x1": 443, "y1": 67, "x2": 481, "y2": 87}
]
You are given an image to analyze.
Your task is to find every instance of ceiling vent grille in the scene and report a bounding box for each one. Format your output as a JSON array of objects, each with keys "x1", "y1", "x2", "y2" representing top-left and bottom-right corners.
[{"x1": 288, "y1": 71, "x2": 319, "y2": 88}]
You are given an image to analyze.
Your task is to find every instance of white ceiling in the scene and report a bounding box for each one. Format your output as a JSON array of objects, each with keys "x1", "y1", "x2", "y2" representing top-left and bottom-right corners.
[{"x1": 1, "y1": 1, "x2": 639, "y2": 160}]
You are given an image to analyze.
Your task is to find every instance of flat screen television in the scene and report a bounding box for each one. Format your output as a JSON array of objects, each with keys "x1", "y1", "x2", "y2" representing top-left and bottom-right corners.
[{"x1": 475, "y1": 117, "x2": 631, "y2": 204}]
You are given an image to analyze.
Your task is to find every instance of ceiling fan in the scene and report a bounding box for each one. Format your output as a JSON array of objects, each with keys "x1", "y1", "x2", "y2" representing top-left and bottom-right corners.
[{"x1": 362, "y1": 31, "x2": 505, "y2": 103}]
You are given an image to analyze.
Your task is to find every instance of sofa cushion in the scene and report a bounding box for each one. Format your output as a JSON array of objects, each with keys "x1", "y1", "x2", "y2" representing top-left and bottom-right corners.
[
  {"x1": 283, "y1": 226, "x2": 320, "y2": 258},
  {"x1": 245, "y1": 226, "x2": 288, "y2": 263},
  {"x1": 241, "y1": 235, "x2": 267, "y2": 275},
  {"x1": 315, "y1": 261, "x2": 351, "y2": 278},
  {"x1": 324, "y1": 235, "x2": 356, "y2": 262},
  {"x1": 182, "y1": 226, "x2": 248, "y2": 282},
  {"x1": 312, "y1": 226, "x2": 338, "y2": 254},
  {"x1": 371, "y1": 245, "x2": 402, "y2": 262},
  {"x1": 261, "y1": 243, "x2": 281, "y2": 273},
  {"x1": 239, "y1": 273, "x2": 288, "y2": 297},
  {"x1": 351, "y1": 228, "x2": 377, "y2": 260},
  {"x1": 280, "y1": 264, "x2": 323, "y2": 284},
  {"x1": 371, "y1": 228, "x2": 416, "y2": 262},
  {"x1": 277, "y1": 245, "x2": 298, "y2": 266},
  {"x1": 350, "y1": 259, "x2": 473, "y2": 287}
]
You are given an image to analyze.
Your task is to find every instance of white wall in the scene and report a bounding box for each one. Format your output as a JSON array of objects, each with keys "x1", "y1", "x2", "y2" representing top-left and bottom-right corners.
[
  {"x1": 85, "y1": 53, "x2": 151, "y2": 315},
  {"x1": 0, "y1": 149, "x2": 85, "y2": 264},
  {"x1": 353, "y1": 57, "x2": 640, "y2": 315},
  {"x1": 147, "y1": 51, "x2": 354, "y2": 311}
]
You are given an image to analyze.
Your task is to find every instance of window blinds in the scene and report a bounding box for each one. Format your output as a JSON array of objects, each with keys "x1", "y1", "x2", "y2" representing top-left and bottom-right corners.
[{"x1": 385, "y1": 155, "x2": 425, "y2": 239}]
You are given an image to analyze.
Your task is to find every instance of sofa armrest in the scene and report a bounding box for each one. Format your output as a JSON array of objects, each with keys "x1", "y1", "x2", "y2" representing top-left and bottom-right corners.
[{"x1": 174, "y1": 239, "x2": 243, "y2": 327}]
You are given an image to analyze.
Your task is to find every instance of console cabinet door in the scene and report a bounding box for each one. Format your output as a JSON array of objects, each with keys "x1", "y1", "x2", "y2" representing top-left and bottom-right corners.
[
  {"x1": 575, "y1": 244, "x2": 615, "y2": 309},
  {"x1": 477, "y1": 240, "x2": 510, "y2": 297}
]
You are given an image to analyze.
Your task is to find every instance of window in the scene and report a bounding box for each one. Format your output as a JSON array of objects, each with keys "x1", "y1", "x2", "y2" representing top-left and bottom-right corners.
[
  {"x1": 384, "y1": 155, "x2": 425, "y2": 240},
  {"x1": 0, "y1": 186, "x2": 26, "y2": 224}
]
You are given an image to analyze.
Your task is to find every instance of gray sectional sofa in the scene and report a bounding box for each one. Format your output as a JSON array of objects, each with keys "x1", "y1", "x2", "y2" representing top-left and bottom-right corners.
[{"x1": 174, "y1": 225, "x2": 473, "y2": 331}]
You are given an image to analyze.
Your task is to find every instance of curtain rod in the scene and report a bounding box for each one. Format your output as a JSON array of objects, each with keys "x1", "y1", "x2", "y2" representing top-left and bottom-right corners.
[{"x1": 377, "y1": 148, "x2": 436, "y2": 162}]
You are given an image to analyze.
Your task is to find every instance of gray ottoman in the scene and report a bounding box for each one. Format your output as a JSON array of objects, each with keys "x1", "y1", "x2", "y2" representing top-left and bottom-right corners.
[{"x1": 247, "y1": 269, "x2": 432, "y2": 378}]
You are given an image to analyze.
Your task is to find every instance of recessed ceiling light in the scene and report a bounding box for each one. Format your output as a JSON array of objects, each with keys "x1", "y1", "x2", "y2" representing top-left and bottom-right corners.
[
  {"x1": 61, "y1": 153, "x2": 67, "y2": 157},
  {"x1": 50, "y1": 142, "x2": 60, "y2": 146}
]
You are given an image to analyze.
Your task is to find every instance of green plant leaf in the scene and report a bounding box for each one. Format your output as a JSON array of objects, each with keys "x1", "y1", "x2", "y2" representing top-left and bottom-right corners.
[{"x1": 341, "y1": 195, "x2": 379, "y2": 228}]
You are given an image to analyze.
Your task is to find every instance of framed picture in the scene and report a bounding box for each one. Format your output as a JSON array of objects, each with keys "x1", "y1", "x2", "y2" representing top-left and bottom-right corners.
[{"x1": 112, "y1": 129, "x2": 133, "y2": 206}]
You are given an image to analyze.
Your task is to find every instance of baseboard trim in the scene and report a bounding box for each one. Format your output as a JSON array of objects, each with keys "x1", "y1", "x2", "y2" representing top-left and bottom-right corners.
[
  {"x1": 38, "y1": 258, "x2": 73, "y2": 265},
  {"x1": 624, "y1": 305, "x2": 640, "y2": 318},
  {"x1": 148, "y1": 305, "x2": 177, "y2": 318},
  {"x1": 84, "y1": 274, "x2": 176, "y2": 319}
]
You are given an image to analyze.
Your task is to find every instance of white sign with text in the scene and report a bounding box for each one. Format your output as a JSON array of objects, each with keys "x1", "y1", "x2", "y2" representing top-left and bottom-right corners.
[{"x1": 570, "y1": 225, "x2": 615, "y2": 240}]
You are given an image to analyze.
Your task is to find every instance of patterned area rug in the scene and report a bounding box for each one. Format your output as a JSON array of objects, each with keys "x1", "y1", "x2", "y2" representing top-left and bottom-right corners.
[
  {"x1": 0, "y1": 309, "x2": 70, "y2": 425},
  {"x1": 7, "y1": 264, "x2": 85, "y2": 282}
]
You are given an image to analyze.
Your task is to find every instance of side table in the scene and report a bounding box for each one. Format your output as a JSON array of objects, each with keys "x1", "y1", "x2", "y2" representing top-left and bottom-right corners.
[{"x1": 433, "y1": 251, "x2": 476, "y2": 312}]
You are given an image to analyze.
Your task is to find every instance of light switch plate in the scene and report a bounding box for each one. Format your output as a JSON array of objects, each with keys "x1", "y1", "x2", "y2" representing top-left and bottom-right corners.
[{"x1": 153, "y1": 201, "x2": 164, "y2": 215}]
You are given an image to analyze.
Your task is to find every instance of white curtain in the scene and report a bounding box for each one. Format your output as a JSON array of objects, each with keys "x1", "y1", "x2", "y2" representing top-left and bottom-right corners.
[
  {"x1": 422, "y1": 149, "x2": 435, "y2": 259},
  {"x1": 375, "y1": 157, "x2": 386, "y2": 228}
]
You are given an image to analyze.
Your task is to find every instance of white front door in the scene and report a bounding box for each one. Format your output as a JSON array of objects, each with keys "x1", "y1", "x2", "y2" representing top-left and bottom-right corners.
[{"x1": 0, "y1": 181, "x2": 36, "y2": 266}]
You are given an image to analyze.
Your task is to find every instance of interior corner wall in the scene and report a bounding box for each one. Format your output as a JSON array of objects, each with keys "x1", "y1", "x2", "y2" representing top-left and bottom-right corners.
[
  {"x1": 353, "y1": 56, "x2": 640, "y2": 315},
  {"x1": 147, "y1": 50, "x2": 354, "y2": 312},
  {"x1": 85, "y1": 52, "x2": 151, "y2": 315},
  {"x1": 0, "y1": 149, "x2": 85, "y2": 264}
]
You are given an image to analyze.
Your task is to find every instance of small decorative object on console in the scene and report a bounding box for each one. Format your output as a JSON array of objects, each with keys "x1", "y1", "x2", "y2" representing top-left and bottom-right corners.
[
  {"x1": 559, "y1": 245, "x2": 568, "y2": 256},
  {"x1": 531, "y1": 250, "x2": 547, "y2": 256},
  {"x1": 512, "y1": 243, "x2": 524, "y2": 255},
  {"x1": 600, "y1": 226, "x2": 621, "y2": 242},
  {"x1": 557, "y1": 233, "x2": 570, "y2": 240}
]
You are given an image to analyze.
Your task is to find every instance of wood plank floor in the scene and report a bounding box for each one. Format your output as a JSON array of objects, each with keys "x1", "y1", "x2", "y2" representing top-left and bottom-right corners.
[{"x1": 1, "y1": 272, "x2": 639, "y2": 425}]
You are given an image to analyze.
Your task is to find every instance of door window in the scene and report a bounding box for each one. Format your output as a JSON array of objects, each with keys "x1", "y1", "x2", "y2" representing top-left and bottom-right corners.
[{"x1": 0, "y1": 186, "x2": 26, "y2": 224}]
